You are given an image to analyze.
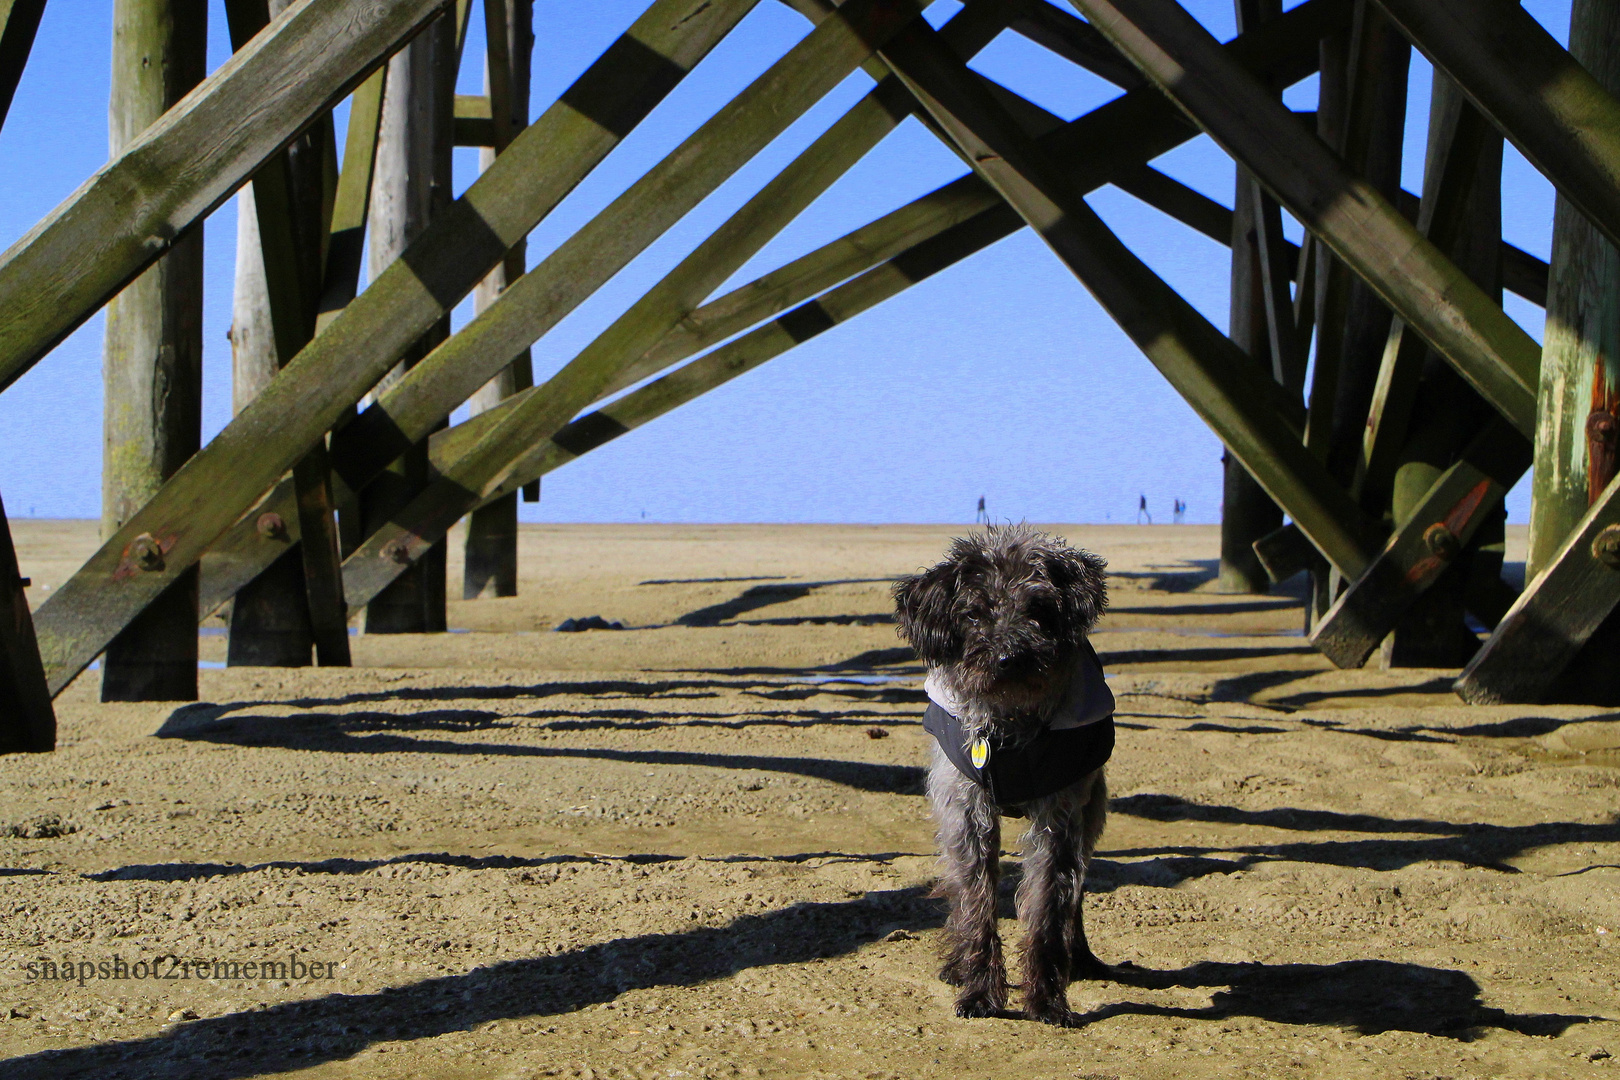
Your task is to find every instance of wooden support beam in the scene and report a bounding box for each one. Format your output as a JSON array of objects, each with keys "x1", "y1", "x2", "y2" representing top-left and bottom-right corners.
[
  {"x1": 1312, "y1": 418, "x2": 1528, "y2": 669},
  {"x1": 31, "y1": 0, "x2": 761, "y2": 695},
  {"x1": 317, "y1": 69, "x2": 387, "y2": 332},
  {"x1": 1356, "y1": 75, "x2": 1493, "y2": 509},
  {"x1": 452, "y1": 92, "x2": 494, "y2": 146},
  {"x1": 175, "y1": 0, "x2": 1353, "y2": 640},
  {"x1": 1373, "y1": 0, "x2": 1620, "y2": 259},
  {"x1": 463, "y1": 0, "x2": 534, "y2": 601},
  {"x1": 0, "y1": 0, "x2": 45, "y2": 132},
  {"x1": 361, "y1": 11, "x2": 458, "y2": 635},
  {"x1": 1315, "y1": 71, "x2": 1510, "y2": 669},
  {"x1": 336, "y1": 203, "x2": 1022, "y2": 611},
  {"x1": 1456, "y1": 472, "x2": 1620, "y2": 704},
  {"x1": 1515, "y1": 0, "x2": 1620, "y2": 700},
  {"x1": 1069, "y1": 0, "x2": 1541, "y2": 441},
  {"x1": 1006, "y1": 0, "x2": 1144, "y2": 90},
  {"x1": 100, "y1": 0, "x2": 206, "y2": 702},
  {"x1": 0, "y1": 0, "x2": 446, "y2": 396},
  {"x1": 333, "y1": 0, "x2": 932, "y2": 607},
  {"x1": 1216, "y1": 0, "x2": 1285, "y2": 597},
  {"x1": 0, "y1": 491, "x2": 54, "y2": 752},
  {"x1": 325, "y1": 0, "x2": 930, "y2": 517},
  {"x1": 223, "y1": 0, "x2": 351, "y2": 667},
  {"x1": 877, "y1": 13, "x2": 1382, "y2": 579}
]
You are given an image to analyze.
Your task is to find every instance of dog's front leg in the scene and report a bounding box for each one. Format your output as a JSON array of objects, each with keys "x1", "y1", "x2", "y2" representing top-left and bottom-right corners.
[
  {"x1": 931, "y1": 762, "x2": 1007, "y2": 1017},
  {"x1": 1018, "y1": 773, "x2": 1105, "y2": 1027}
]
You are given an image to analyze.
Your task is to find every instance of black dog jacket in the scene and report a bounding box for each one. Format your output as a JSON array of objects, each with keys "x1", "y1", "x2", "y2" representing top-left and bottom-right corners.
[{"x1": 923, "y1": 647, "x2": 1115, "y2": 810}]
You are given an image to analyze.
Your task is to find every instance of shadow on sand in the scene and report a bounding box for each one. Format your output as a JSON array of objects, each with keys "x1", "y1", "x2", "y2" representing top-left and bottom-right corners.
[{"x1": 2, "y1": 886, "x2": 1593, "y2": 1079}]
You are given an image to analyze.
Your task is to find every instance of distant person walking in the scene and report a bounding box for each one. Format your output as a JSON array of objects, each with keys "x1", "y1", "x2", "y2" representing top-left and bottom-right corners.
[
  {"x1": 1137, "y1": 494, "x2": 1151, "y2": 524},
  {"x1": 976, "y1": 496, "x2": 988, "y2": 524},
  {"x1": 1173, "y1": 498, "x2": 1185, "y2": 524}
]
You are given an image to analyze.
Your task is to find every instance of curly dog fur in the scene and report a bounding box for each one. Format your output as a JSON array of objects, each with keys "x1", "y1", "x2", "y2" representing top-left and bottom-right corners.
[{"x1": 894, "y1": 525, "x2": 1112, "y2": 1025}]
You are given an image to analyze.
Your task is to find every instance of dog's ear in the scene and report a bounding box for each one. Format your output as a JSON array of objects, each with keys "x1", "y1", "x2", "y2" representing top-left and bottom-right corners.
[
  {"x1": 893, "y1": 561, "x2": 966, "y2": 665},
  {"x1": 1041, "y1": 545, "x2": 1108, "y2": 640}
]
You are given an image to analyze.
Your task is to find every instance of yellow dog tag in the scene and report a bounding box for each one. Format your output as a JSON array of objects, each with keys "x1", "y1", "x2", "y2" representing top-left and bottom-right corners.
[{"x1": 969, "y1": 738, "x2": 990, "y2": 770}]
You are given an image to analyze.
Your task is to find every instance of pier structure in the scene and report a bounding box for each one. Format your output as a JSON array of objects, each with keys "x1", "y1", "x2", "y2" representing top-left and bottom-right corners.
[{"x1": 2, "y1": 0, "x2": 1618, "y2": 751}]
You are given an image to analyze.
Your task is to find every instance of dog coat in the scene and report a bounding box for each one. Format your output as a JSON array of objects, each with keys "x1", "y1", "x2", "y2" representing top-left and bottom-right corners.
[{"x1": 922, "y1": 642, "x2": 1115, "y2": 811}]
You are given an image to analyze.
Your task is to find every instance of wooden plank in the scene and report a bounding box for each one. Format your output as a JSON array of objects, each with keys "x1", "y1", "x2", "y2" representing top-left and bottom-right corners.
[
  {"x1": 0, "y1": 0, "x2": 447, "y2": 396},
  {"x1": 1455, "y1": 472, "x2": 1620, "y2": 704},
  {"x1": 1214, "y1": 0, "x2": 1284, "y2": 597},
  {"x1": 0, "y1": 492, "x2": 54, "y2": 752},
  {"x1": 360, "y1": 14, "x2": 458, "y2": 635},
  {"x1": 31, "y1": 0, "x2": 762, "y2": 695},
  {"x1": 1373, "y1": 0, "x2": 1620, "y2": 259},
  {"x1": 453, "y1": 92, "x2": 494, "y2": 146},
  {"x1": 463, "y1": 0, "x2": 533, "y2": 600},
  {"x1": 878, "y1": 13, "x2": 1382, "y2": 579},
  {"x1": 224, "y1": 0, "x2": 318, "y2": 667},
  {"x1": 194, "y1": 0, "x2": 1348, "y2": 625},
  {"x1": 334, "y1": 0, "x2": 934, "y2": 605},
  {"x1": 1069, "y1": 0, "x2": 1542, "y2": 440},
  {"x1": 1006, "y1": 0, "x2": 1144, "y2": 90},
  {"x1": 326, "y1": 0, "x2": 929, "y2": 510},
  {"x1": 1526, "y1": 0, "x2": 1620, "y2": 580},
  {"x1": 225, "y1": 0, "x2": 352, "y2": 666},
  {"x1": 334, "y1": 201, "x2": 1026, "y2": 610},
  {"x1": 100, "y1": 0, "x2": 207, "y2": 702},
  {"x1": 1355, "y1": 75, "x2": 1494, "y2": 508},
  {"x1": 0, "y1": 0, "x2": 45, "y2": 132},
  {"x1": 316, "y1": 68, "x2": 387, "y2": 331},
  {"x1": 1312, "y1": 419, "x2": 1529, "y2": 669}
]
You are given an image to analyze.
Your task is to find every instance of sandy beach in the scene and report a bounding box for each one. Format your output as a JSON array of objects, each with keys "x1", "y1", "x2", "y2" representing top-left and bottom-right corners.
[{"x1": 1, "y1": 520, "x2": 1617, "y2": 1079}]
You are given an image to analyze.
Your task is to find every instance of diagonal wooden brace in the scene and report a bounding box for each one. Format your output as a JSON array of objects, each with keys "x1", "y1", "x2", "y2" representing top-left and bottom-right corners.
[
  {"x1": 1456, "y1": 472, "x2": 1620, "y2": 704},
  {"x1": 30, "y1": 0, "x2": 762, "y2": 695},
  {"x1": 0, "y1": 0, "x2": 45, "y2": 133},
  {"x1": 1311, "y1": 419, "x2": 1530, "y2": 669},
  {"x1": 1372, "y1": 0, "x2": 1620, "y2": 258},
  {"x1": 198, "y1": 0, "x2": 1353, "y2": 636},
  {"x1": 1067, "y1": 0, "x2": 1542, "y2": 440},
  {"x1": 875, "y1": 12, "x2": 1384, "y2": 578},
  {"x1": 325, "y1": 205, "x2": 1024, "y2": 613},
  {"x1": 0, "y1": 0, "x2": 447, "y2": 394}
]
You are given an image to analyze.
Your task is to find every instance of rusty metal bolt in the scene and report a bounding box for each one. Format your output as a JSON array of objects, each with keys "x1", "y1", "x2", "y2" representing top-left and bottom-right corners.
[
  {"x1": 382, "y1": 539, "x2": 413, "y2": 565},
  {"x1": 256, "y1": 512, "x2": 286, "y2": 540},
  {"x1": 1423, "y1": 523, "x2": 1460, "y2": 560},
  {"x1": 1588, "y1": 410, "x2": 1618, "y2": 445},
  {"x1": 129, "y1": 533, "x2": 164, "y2": 572},
  {"x1": 1592, "y1": 524, "x2": 1620, "y2": 569}
]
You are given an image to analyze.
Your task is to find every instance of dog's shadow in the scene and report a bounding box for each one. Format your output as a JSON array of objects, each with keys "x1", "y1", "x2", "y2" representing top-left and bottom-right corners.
[{"x1": 1069, "y1": 958, "x2": 1594, "y2": 1039}]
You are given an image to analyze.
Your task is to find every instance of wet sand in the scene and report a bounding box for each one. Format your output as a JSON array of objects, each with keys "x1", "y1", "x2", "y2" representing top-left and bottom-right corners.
[{"x1": 2, "y1": 520, "x2": 1617, "y2": 1079}]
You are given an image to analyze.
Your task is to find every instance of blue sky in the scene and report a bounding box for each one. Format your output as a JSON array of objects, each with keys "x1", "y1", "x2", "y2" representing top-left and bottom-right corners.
[{"x1": 0, "y1": 0, "x2": 1573, "y2": 525}]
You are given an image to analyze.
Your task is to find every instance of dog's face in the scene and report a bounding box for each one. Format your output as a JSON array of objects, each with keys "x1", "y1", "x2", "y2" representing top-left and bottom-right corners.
[{"x1": 893, "y1": 526, "x2": 1107, "y2": 710}]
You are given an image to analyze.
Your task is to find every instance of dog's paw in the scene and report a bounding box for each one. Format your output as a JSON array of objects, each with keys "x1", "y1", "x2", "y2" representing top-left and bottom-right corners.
[
  {"x1": 1024, "y1": 1001, "x2": 1083, "y2": 1028},
  {"x1": 937, "y1": 960, "x2": 966, "y2": 987},
  {"x1": 953, "y1": 988, "x2": 1006, "y2": 1019}
]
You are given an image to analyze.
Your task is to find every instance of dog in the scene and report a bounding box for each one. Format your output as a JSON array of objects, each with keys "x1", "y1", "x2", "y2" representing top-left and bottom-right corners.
[{"x1": 893, "y1": 525, "x2": 1114, "y2": 1026}]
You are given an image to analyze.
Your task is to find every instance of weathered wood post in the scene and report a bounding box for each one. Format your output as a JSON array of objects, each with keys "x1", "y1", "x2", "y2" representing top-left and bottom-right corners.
[
  {"x1": 363, "y1": 10, "x2": 455, "y2": 633},
  {"x1": 463, "y1": 0, "x2": 534, "y2": 600},
  {"x1": 100, "y1": 0, "x2": 206, "y2": 701},
  {"x1": 1216, "y1": 0, "x2": 1282, "y2": 596},
  {"x1": 1379, "y1": 72, "x2": 1504, "y2": 668},
  {"x1": 226, "y1": 181, "x2": 315, "y2": 666},
  {"x1": 1525, "y1": 0, "x2": 1620, "y2": 699}
]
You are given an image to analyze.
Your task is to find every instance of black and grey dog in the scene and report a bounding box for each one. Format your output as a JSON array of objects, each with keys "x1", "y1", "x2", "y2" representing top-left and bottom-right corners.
[{"x1": 893, "y1": 525, "x2": 1114, "y2": 1026}]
